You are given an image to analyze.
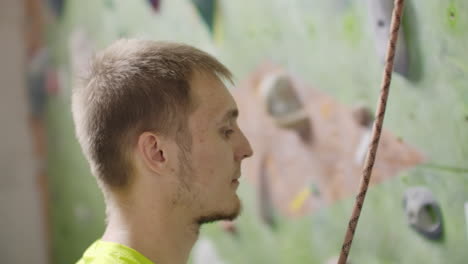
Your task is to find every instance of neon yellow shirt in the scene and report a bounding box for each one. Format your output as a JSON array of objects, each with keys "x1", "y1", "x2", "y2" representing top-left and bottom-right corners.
[{"x1": 76, "y1": 240, "x2": 155, "y2": 264}]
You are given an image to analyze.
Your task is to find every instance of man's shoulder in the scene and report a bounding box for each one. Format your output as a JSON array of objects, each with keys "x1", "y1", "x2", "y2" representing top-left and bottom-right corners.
[
  {"x1": 76, "y1": 240, "x2": 155, "y2": 264},
  {"x1": 76, "y1": 254, "x2": 116, "y2": 264}
]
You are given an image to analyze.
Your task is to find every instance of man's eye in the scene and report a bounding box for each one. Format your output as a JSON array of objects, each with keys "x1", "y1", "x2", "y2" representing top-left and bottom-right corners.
[{"x1": 223, "y1": 129, "x2": 235, "y2": 139}]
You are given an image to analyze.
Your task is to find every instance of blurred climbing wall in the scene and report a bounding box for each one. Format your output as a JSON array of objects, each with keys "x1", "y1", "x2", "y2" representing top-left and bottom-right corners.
[
  {"x1": 0, "y1": 0, "x2": 48, "y2": 263},
  {"x1": 44, "y1": 0, "x2": 468, "y2": 263}
]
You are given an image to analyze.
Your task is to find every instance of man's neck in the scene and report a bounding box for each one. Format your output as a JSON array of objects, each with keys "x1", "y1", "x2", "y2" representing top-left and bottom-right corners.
[{"x1": 101, "y1": 198, "x2": 199, "y2": 264}]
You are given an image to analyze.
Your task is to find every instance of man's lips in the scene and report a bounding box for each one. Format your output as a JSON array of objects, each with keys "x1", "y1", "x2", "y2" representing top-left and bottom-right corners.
[
  {"x1": 232, "y1": 170, "x2": 241, "y2": 182},
  {"x1": 231, "y1": 178, "x2": 239, "y2": 188}
]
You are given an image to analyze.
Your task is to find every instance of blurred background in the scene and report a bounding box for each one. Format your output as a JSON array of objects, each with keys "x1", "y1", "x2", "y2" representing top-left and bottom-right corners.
[{"x1": 1, "y1": 0, "x2": 468, "y2": 263}]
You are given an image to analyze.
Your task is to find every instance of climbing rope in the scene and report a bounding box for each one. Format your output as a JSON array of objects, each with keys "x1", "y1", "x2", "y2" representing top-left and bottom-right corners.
[{"x1": 337, "y1": 0, "x2": 406, "y2": 263}]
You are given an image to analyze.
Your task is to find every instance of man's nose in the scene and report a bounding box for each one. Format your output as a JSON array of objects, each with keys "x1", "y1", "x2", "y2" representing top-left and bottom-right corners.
[{"x1": 236, "y1": 130, "x2": 253, "y2": 162}]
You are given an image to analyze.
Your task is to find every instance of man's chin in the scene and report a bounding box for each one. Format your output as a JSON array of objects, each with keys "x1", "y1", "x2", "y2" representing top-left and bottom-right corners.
[{"x1": 196, "y1": 199, "x2": 242, "y2": 226}]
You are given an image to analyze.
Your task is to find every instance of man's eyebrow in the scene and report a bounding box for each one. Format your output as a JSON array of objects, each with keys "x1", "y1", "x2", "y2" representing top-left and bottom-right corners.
[{"x1": 218, "y1": 109, "x2": 239, "y2": 124}]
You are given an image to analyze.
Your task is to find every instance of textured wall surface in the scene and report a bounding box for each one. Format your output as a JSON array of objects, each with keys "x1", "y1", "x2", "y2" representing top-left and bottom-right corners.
[{"x1": 46, "y1": 0, "x2": 468, "y2": 263}]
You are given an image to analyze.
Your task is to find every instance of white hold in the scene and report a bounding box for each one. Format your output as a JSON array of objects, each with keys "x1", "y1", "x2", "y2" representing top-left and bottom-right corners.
[
  {"x1": 403, "y1": 187, "x2": 442, "y2": 239},
  {"x1": 192, "y1": 238, "x2": 226, "y2": 264},
  {"x1": 367, "y1": 0, "x2": 409, "y2": 75},
  {"x1": 258, "y1": 73, "x2": 304, "y2": 119},
  {"x1": 354, "y1": 129, "x2": 372, "y2": 165},
  {"x1": 258, "y1": 72, "x2": 309, "y2": 135}
]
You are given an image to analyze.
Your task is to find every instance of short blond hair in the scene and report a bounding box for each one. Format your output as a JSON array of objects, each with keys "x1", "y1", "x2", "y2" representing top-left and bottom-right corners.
[{"x1": 72, "y1": 39, "x2": 232, "y2": 188}]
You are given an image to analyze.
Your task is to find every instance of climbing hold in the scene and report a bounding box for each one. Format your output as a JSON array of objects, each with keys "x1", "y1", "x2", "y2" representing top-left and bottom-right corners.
[
  {"x1": 352, "y1": 104, "x2": 374, "y2": 128},
  {"x1": 258, "y1": 155, "x2": 276, "y2": 228},
  {"x1": 353, "y1": 104, "x2": 374, "y2": 165},
  {"x1": 48, "y1": 0, "x2": 66, "y2": 18},
  {"x1": 259, "y1": 72, "x2": 312, "y2": 142},
  {"x1": 148, "y1": 0, "x2": 161, "y2": 12},
  {"x1": 403, "y1": 187, "x2": 443, "y2": 240},
  {"x1": 192, "y1": 0, "x2": 217, "y2": 33},
  {"x1": 354, "y1": 130, "x2": 371, "y2": 165},
  {"x1": 447, "y1": 3, "x2": 458, "y2": 29},
  {"x1": 289, "y1": 187, "x2": 311, "y2": 213},
  {"x1": 367, "y1": 0, "x2": 409, "y2": 76}
]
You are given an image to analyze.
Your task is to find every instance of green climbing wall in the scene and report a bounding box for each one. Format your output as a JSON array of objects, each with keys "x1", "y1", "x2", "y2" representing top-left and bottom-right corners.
[{"x1": 46, "y1": 0, "x2": 468, "y2": 263}]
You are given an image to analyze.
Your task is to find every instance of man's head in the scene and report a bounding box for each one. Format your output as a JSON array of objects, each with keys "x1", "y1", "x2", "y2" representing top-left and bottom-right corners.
[{"x1": 72, "y1": 39, "x2": 253, "y2": 225}]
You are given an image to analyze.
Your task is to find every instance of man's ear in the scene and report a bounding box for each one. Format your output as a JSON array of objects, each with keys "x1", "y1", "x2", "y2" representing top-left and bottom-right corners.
[{"x1": 137, "y1": 132, "x2": 167, "y2": 174}]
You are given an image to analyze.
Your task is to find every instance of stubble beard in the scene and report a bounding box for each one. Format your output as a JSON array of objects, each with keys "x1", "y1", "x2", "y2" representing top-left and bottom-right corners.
[
  {"x1": 176, "y1": 148, "x2": 242, "y2": 227},
  {"x1": 194, "y1": 168, "x2": 242, "y2": 226},
  {"x1": 195, "y1": 195, "x2": 242, "y2": 226}
]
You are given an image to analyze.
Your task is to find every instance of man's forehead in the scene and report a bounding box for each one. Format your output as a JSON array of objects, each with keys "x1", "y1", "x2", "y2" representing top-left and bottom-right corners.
[
  {"x1": 189, "y1": 72, "x2": 237, "y2": 121},
  {"x1": 190, "y1": 71, "x2": 228, "y2": 97},
  {"x1": 217, "y1": 108, "x2": 239, "y2": 125}
]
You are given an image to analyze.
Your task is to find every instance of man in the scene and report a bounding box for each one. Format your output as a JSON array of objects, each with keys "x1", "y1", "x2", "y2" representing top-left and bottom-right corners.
[{"x1": 73, "y1": 39, "x2": 253, "y2": 264}]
